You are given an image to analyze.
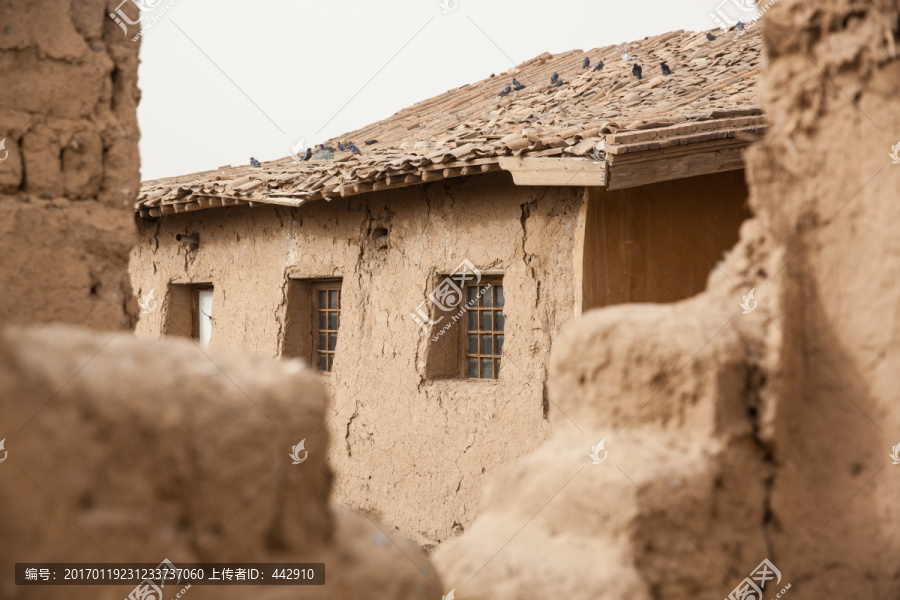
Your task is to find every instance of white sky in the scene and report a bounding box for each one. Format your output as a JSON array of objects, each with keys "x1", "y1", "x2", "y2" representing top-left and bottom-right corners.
[{"x1": 136, "y1": 0, "x2": 725, "y2": 181}]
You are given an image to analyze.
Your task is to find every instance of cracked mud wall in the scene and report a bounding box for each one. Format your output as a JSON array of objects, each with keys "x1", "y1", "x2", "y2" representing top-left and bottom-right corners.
[
  {"x1": 131, "y1": 171, "x2": 586, "y2": 546},
  {"x1": 0, "y1": 0, "x2": 140, "y2": 329},
  {"x1": 743, "y1": 0, "x2": 900, "y2": 596}
]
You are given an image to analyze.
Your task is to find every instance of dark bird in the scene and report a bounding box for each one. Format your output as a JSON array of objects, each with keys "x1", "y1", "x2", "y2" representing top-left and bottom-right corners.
[
  {"x1": 348, "y1": 141, "x2": 361, "y2": 155},
  {"x1": 552, "y1": 79, "x2": 564, "y2": 88},
  {"x1": 512, "y1": 78, "x2": 526, "y2": 90},
  {"x1": 660, "y1": 62, "x2": 671, "y2": 75},
  {"x1": 632, "y1": 64, "x2": 642, "y2": 80},
  {"x1": 582, "y1": 57, "x2": 590, "y2": 69},
  {"x1": 250, "y1": 157, "x2": 261, "y2": 168},
  {"x1": 323, "y1": 145, "x2": 335, "y2": 153},
  {"x1": 593, "y1": 60, "x2": 604, "y2": 71},
  {"x1": 499, "y1": 85, "x2": 511, "y2": 97},
  {"x1": 301, "y1": 148, "x2": 312, "y2": 161},
  {"x1": 337, "y1": 142, "x2": 347, "y2": 151},
  {"x1": 736, "y1": 21, "x2": 744, "y2": 30},
  {"x1": 550, "y1": 71, "x2": 559, "y2": 83},
  {"x1": 364, "y1": 140, "x2": 378, "y2": 145},
  {"x1": 707, "y1": 32, "x2": 717, "y2": 41}
]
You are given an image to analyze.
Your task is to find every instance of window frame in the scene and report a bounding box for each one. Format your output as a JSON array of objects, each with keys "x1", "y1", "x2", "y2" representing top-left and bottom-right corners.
[
  {"x1": 311, "y1": 280, "x2": 342, "y2": 374},
  {"x1": 461, "y1": 278, "x2": 504, "y2": 380}
]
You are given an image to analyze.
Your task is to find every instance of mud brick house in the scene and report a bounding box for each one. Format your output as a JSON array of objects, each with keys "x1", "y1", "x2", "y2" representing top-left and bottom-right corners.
[{"x1": 131, "y1": 28, "x2": 763, "y2": 545}]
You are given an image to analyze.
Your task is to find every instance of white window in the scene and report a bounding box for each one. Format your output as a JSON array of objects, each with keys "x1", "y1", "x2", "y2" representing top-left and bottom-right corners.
[{"x1": 197, "y1": 289, "x2": 213, "y2": 348}]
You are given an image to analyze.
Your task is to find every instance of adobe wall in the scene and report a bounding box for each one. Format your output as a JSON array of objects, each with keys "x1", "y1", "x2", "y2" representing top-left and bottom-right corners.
[
  {"x1": 744, "y1": 0, "x2": 900, "y2": 594},
  {"x1": 130, "y1": 171, "x2": 585, "y2": 546},
  {"x1": 0, "y1": 0, "x2": 140, "y2": 330}
]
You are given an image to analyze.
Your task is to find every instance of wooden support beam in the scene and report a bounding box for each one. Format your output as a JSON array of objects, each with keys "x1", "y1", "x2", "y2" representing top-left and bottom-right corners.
[
  {"x1": 606, "y1": 146, "x2": 746, "y2": 190},
  {"x1": 498, "y1": 157, "x2": 607, "y2": 186}
]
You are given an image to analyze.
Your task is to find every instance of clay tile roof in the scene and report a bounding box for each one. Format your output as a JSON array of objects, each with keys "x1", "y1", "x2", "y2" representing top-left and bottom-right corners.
[{"x1": 137, "y1": 27, "x2": 762, "y2": 218}]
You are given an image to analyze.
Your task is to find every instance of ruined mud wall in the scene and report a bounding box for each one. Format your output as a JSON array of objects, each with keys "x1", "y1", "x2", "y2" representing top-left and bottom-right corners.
[
  {"x1": 435, "y1": 2, "x2": 900, "y2": 599},
  {"x1": 130, "y1": 171, "x2": 584, "y2": 547},
  {"x1": 0, "y1": 0, "x2": 139, "y2": 329},
  {"x1": 745, "y1": 0, "x2": 900, "y2": 595}
]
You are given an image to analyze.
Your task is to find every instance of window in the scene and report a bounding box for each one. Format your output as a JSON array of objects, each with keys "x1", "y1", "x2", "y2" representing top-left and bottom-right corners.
[
  {"x1": 194, "y1": 288, "x2": 214, "y2": 347},
  {"x1": 313, "y1": 283, "x2": 341, "y2": 372},
  {"x1": 163, "y1": 283, "x2": 213, "y2": 347},
  {"x1": 465, "y1": 282, "x2": 504, "y2": 379}
]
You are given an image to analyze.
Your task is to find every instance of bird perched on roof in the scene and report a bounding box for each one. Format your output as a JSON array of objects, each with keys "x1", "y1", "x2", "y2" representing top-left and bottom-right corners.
[
  {"x1": 499, "y1": 85, "x2": 511, "y2": 97},
  {"x1": 550, "y1": 71, "x2": 559, "y2": 83},
  {"x1": 660, "y1": 62, "x2": 671, "y2": 75},
  {"x1": 250, "y1": 157, "x2": 261, "y2": 168},
  {"x1": 632, "y1": 64, "x2": 642, "y2": 80},
  {"x1": 707, "y1": 32, "x2": 717, "y2": 41},
  {"x1": 622, "y1": 52, "x2": 634, "y2": 61},
  {"x1": 323, "y1": 145, "x2": 336, "y2": 152},
  {"x1": 552, "y1": 79, "x2": 564, "y2": 88},
  {"x1": 337, "y1": 142, "x2": 347, "y2": 151},
  {"x1": 593, "y1": 60, "x2": 604, "y2": 71},
  {"x1": 582, "y1": 57, "x2": 590, "y2": 69},
  {"x1": 364, "y1": 140, "x2": 378, "y2": 145},
  {"x1": 512, "y1": 78, "x2": 526, "y2": 90},
  {"x1": 301, "y1": 147, "x2": 312, "y2": 161},
  {"x1": 348, "y1": 141, "x2": 361, "y2": 155},
  {"x1": 736, "y1": 20, "x2": 744, "y2": 30}
]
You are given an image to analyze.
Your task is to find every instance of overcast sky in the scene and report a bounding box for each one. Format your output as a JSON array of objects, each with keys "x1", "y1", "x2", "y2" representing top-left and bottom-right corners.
[{"x1": 136, "y1": 0, "x2": 726, "y2": 181}]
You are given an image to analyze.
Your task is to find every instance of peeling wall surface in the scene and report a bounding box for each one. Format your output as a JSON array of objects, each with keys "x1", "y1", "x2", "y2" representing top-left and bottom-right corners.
[
  {"x1": 131, "y1": 172, "x2": 585, "y2": 545},
  {"x1": 0, "y1": 0, "x2": 140, "y2": 329}
]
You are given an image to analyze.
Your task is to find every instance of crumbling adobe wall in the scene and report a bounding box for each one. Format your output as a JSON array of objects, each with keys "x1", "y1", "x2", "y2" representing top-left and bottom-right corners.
[
  {"x1": 745, "y1": 0, "x2": 900, "y2": 595},
  {"x1": 0, "y1": 0, "x2": 139, "y2": 329},
  {"x1": 131, "y1": 171, "x2": 585, "y2": 547},
  {"x1": 435, "y1": 1, "x2": 900, "y2": 598},
  {"x1": 0, "y1": 326, "x2": 441, "y2": 600}
]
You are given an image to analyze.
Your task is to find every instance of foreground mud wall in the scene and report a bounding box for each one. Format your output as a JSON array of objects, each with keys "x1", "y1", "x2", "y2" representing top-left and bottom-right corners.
[
  {"x1": 131, "y1": 172, "x2": 583, "y2": 547},
  {"x1": 0, "y1": 2, "x2": 441, "y2": 599},
  {"x1": 435, "y1": 1, "x2": 900, "y2": 598},
  {"x1": 0, "y1": 327, "x2": 441, "y2": 600},
  {"x1": 746, "y1": 0, "x2": 900, "y2": 595},
  {"x1": 0, "y1": 0, "x2": 139, "y2": 329}
]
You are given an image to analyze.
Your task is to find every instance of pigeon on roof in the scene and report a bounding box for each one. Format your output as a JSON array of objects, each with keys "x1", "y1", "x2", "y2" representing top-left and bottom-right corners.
[
  {"x1": 512, "y1": 78, "x2": 526, "y2": 90},
  {"x1": 348, "y1": 141, "x2": 361, "y2": 155},
  {"x1": 550, "y1": 71, "x2": 559, "y2": 83},
  {"x1": 632, "y1": 64, "x2": 643, "y2": 80},
  {"x1": 250, "y1": 157, "x2": 261, "y2": 168},
  {"x1": 707, "y1": 32, "x2": 717, "y2": 41},
  {"x1": 499, "y1": 85, "x2": 511, "y2": 97},
  {"x1": 301, "y1": 147, "x2": 312, "y2": 161},
  {"x1": 593, "y1": 61, "x2": 604, "y2": 71},
  {"x1": 364, "y1": 140, "x2": 378, "y2": 145},
  {"x1": 582, "y1": 57, "x2": 590, "y2": 68},
  {"x1": 323, "y1": 145, "x2": 336, "y2": 152},
  {"x1": 736, "y1": 21, "x2": 744, "y2": 30},
  {"x1": 622, "y1": 52, "x2": 634, "y2": 61},
  {"x1": 552, "y1": 79, "x2": 564, "y2": 88},
  {"x1": 337, "y1": 142, "x2": 347, "y2": 151},
  {"x1": 661, "y1": 62, "x2": 671, "y2": 75}
]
